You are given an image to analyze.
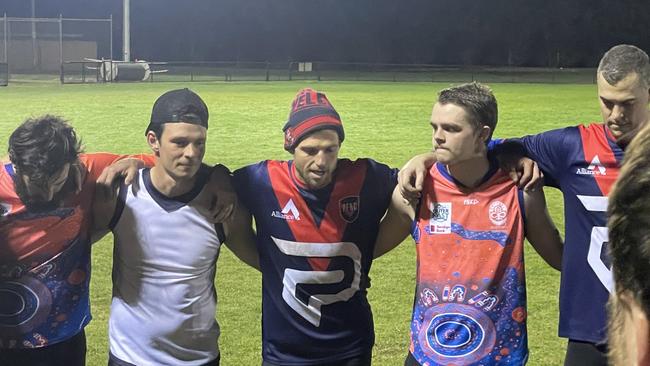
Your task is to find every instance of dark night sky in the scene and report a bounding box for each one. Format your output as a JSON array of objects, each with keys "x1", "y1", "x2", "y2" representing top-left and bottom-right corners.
[{"x1": 1, "y1": 0, "x2": 648, "y2": 67}]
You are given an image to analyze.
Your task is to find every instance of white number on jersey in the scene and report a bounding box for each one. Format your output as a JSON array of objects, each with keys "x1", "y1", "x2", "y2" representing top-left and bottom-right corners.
[
  {"x1": 272, "y1": 237, "x2": 362, "y2": 326},
  {"x1": 577, "y1": 195, "x2": 613, "y2": 293}
]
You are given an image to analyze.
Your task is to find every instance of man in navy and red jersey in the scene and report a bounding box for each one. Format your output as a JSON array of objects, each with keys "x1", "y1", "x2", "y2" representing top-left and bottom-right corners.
[
  {"x1": 493, "y1": 44, "x2": 650, "y2": 365},
  {"x1": 232, "y1": 88, "x2": 398, "y2": 365},
  {"x1": 0, "y1": 115, "x2": 155, "y2": 366},
  {"x1": 375, "y1": 82, "x2": 563, "y2": 365}
]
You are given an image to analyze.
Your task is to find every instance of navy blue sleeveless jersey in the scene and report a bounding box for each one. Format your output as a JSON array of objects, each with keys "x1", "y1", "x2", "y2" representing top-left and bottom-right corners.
[
  {"x1": 233, "y1": 158, "x2": 397, "y2": 365},
  {"x1": 515, "y1": 123, "x2": 622, "y2": 344}
]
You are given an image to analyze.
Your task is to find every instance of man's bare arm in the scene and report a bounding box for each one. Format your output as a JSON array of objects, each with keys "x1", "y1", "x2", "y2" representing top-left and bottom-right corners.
[
  {"x1": 91, "y1": 181, "x2": 119, "y2": 243},
  {"x1": 523, "y1": 188, "x2": 563, "y2": 271},
  {"x1": 374, "y1": 186, "x2": 417, "y2": 258},
  {"x1": 223, "y1": 203, "x2": 260, "y2": 270}
]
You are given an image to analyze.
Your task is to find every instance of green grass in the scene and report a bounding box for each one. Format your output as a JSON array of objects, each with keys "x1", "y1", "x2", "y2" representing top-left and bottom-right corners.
[{"x1": 0, "y1": 80, "x2": 601, "y2": 365}]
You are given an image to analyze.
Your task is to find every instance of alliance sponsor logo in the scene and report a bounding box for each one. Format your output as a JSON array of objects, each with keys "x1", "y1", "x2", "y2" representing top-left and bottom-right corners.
[
  {"x1": 271, "y1": 198, "x2": 301, "y2": 221},
  {"x1": 576, "y1": 155, "x2": 606, "y2": 176}
]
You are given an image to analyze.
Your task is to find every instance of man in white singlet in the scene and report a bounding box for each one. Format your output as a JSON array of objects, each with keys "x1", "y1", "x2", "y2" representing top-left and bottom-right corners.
[{"x1": 93, "y1": 88, "x2": 257, "y2": 366}]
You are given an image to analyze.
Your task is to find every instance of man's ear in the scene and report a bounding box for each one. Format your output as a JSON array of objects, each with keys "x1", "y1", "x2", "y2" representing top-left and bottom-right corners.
[
  {"x1": 479, "y1": 125, "x2": 492, "y2": 143},
  {"x1": 146, "y1": 131, "x2": 160, "y2": 155}
]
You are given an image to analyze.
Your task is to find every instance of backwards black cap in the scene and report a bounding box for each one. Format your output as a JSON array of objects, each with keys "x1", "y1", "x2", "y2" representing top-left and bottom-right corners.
[{"x1": 145, "y1": 88, "x2": 208, "y2": 135}]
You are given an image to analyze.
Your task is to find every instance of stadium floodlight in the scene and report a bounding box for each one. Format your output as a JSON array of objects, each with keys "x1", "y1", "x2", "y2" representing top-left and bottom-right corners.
[{"x1": 123, "y1": 0, "x2": 130, "y2": 61}]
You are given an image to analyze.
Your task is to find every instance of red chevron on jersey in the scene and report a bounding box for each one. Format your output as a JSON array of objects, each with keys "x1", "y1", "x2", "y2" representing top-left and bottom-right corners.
[
  {"x1": 266, "y1": 160, "x2": 366, "y2": 270},
  {"x1": 578, "y1": 124, "x2": 619, "y2": 195}
]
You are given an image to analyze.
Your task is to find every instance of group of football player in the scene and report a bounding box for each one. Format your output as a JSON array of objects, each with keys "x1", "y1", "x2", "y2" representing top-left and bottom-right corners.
[{"x1": 1, "y1": 43, "x2": 649, "y2": 366}]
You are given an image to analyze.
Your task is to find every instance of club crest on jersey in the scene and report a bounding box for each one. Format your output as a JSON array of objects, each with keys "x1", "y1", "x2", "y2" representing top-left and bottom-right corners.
[
  {"x1": 488, "y1": 200, "x2": 508, "y2": 226},
  {"x1": 428, "y1": 202, "x2": 452, "y2": 234},
  {"x1": 339, "y1": 196, "x2": 360, "y2": 223},
  {"x1": 271, "y1": 198, "x2": 301, "y2": 221},
  {"x1": 576, "y1": 155, "x2": 607, "y2": 176}
]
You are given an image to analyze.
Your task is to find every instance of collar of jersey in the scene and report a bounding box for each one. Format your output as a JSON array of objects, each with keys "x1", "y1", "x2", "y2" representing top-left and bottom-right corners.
[
  {"x1": 142, "y1": 166, "x2": 209, "y2": 212},
  {"x1": 436, "y1": 157, "x2": 499, "y2": 190},
  {"x1": 4, "y1": 163, "x2": 15, "y2": 177}
]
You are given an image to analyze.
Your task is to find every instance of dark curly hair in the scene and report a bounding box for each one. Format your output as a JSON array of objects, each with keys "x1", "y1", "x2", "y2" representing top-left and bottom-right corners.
[{"x1": 8, "y1": 115, "x2": 82, "y2": 185}]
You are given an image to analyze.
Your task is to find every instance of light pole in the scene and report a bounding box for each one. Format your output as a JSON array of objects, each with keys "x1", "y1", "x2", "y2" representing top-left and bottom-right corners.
[
  {"x1": 31, "y1": 0, "x2": 37, "y2": 68},
  {"x1": 123, "y1": 0, "x2": 130, "y2": 61}
]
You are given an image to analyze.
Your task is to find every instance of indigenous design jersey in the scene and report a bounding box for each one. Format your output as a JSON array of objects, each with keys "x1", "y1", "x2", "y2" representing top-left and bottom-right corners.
[
  {"x1": 516, "y1": 123, "x2": 621, "y2": 343},
  {"x1": 410, "y1": 162, "x2": 526, "y2": 366},
  {"x1": 0, "y1": 153, "x2": 140, "y2": 349},
  {"x1": 109, "y1": 167, "x2": 223, "y2": 365},
  {"x1": 233, "y1": 159, "x2": 397, "y2": 365}
]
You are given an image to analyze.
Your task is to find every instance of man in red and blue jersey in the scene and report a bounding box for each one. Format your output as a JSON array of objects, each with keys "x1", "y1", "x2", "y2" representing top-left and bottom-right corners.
[
  {"x1": 375, "y1": 82, "x2": 563, "y2": 365},
  {"x1": 233, "y1": 88, "x2": 399, "y2": 365},
  {"x1": 497, "y1": 44, "x2": 650, "y2": 365}
]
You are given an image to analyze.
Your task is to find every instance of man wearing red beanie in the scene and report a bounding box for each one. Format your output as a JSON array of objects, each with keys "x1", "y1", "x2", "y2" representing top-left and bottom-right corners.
[{"x1": 233, "y1": 88, "x2": 397, "y2": 366}]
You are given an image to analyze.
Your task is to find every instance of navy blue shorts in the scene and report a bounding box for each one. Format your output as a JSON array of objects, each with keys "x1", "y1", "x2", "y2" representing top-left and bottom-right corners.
[
  {"x1": 0, "y1": 329, "x2": 86, "y2": 366},
  {"x1": 564, "y1": 339, "x2": 608, "y2": 366},
  {"x1": 262, "y1": 351, "x2": 371, "y2": 366}
]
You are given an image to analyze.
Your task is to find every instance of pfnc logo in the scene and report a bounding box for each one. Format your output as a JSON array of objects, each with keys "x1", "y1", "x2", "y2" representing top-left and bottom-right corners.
[
  {"x1": 576, "y1": 155, "x2": 607, "y2": 176},
  {"x1": 339, "y1": 196, "x2": 360, "y2": 223},
  {"x1": 271, "y1": 199, "x2": 301, "y2": 221},
  {"x1": 488, "y1": 200, "x2": 508, "y2": 226}
]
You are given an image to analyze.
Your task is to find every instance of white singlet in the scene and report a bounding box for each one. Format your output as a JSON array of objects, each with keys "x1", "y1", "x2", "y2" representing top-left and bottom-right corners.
[{"x1": 109, "y1": 168, "x2": 223, "y2": 365}]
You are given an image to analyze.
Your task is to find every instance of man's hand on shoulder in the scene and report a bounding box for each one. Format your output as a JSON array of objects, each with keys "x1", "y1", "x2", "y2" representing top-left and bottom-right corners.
[
  {"x1": 193, "y1": 164, "x2": 237, "y2": 223},
  {"x1": 398, "y1": 151, "x2": 437, "y2": 203},
  {"x1": 96, "y1": 158, "x2": 144, "y2": 200}
]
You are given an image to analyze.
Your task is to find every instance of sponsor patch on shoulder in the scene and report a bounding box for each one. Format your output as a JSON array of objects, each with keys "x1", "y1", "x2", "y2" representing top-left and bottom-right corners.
[{"x1": 428, "y1": 202, "x2": 451, "y2": 234}]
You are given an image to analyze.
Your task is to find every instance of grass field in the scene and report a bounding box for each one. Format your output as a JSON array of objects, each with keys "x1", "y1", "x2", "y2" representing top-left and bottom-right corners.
[{"x1": 0, "y1": 80, "x2": 602, "y2": 365}]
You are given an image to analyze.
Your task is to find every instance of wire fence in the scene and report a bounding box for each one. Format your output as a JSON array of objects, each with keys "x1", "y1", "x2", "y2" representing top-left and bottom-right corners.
[
  {"x1": 0, "y1": 16, "x2": 113, "y2": 76},
  {"x1": 54, "y1": 60, "x2": 597, "y2": 85}
]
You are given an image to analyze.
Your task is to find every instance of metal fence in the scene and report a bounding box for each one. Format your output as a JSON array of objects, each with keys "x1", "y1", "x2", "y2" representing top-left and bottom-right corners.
[
  {"x1": 0, "y1": 15, "x2": 113, "y2": 75},
  {"x1": 59, "y1": 60, "x2": 597, "y2": 85}
]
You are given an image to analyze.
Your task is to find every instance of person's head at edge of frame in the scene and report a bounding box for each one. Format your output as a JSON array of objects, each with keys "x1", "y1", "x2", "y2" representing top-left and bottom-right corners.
[
  {"x1": 145, "y1": 88, "x2": 209, "y2": 185},
  {"x1": 430, "y1": 81, "x2": 497, "y2": 166},
  {"x1": 8, "y1": 115, "x2": 82, "y2": 211},
  {"x1": 283, "y1": 88, "x2": 345, "y2": 190},
  {"x1": 608, "y1": 122, "x2": 650, "y2": 366},
  {"x1": 597, "y1": 44, "x2": 650, "y2": 147}
]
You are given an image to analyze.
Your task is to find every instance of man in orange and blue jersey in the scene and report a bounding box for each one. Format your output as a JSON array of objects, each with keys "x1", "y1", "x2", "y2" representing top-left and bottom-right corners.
[
  {"x1": 375, "y1": 82, "x2": 564, "y2": 366},
  {"x1": 0, "y1": 115, "x2": 154, "y2": 366}
]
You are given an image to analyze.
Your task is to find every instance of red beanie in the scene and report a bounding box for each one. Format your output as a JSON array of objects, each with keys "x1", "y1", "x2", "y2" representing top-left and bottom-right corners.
[{"x1": 283, "y1": 88, "x2": 344, "y2": 152}]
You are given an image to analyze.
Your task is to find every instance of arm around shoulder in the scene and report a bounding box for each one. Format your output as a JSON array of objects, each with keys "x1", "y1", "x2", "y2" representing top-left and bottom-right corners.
[
  {"x1": 223, "y1": 203, "x2": 260, "y2": 271},
  {"x1": 523, "y1": 188, "x2": 563, "y2": 271},
  {"x1": 91, "y1": 182, "x2": 119, "y2": 243},
  {"x1": 374, "y1": 186, "x2": 417, "y2": 258}
]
